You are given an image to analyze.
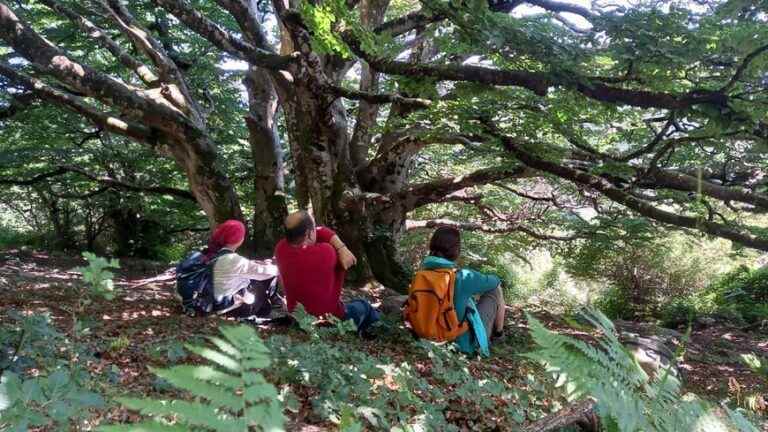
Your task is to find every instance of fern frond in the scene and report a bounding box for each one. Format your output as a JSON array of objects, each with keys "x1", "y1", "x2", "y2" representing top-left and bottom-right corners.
[
  {"x1": 161, "y1": 365, "x2": 242, "y2": 389},
  {"x1": 102, "y1": 325, "x2": 284, "y2": 431},
  {"x1": 206, "y1": 336, "x2": 242, "y2": 360},
  {"x1": 221, "y1": 325, "x2": 272, "y2": 359},
  {"x1": 526, "y1": 308, "x2": 759, "y2": 432},
  {"x1": 245, "y1": 400, "x2": 285, "y2": 431},
  {"x1": 184, "y1": 345, "x2": 241, "y2": 372},
  {"x1": 115, "y1": 398, "x2": 233, "y2": 430},
  {"x1": 149, "y1": 366, "x2": 243, "y2": 412}
]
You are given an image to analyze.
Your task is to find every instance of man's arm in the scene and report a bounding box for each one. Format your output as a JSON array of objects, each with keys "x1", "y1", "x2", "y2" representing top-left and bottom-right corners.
[
  {"x1": 315, "y1": 226, "x2": 336, "y2": 243},
  {"x1": 316, "y1": 226, "x2": 357, "y2": 270}
]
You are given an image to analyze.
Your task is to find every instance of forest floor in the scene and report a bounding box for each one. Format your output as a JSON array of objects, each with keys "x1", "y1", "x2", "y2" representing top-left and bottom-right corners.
[{"x1": 1, "y1": 248, "x2": 767, "y2": 430}]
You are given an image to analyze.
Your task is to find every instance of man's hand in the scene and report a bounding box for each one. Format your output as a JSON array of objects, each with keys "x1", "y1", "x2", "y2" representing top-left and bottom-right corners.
[
  {"x1": 337, "y1": 246, "x2": 357, "y2": 270},
  {"x1": 330, "y1": 234, "x2": 357, "y2": 270}
]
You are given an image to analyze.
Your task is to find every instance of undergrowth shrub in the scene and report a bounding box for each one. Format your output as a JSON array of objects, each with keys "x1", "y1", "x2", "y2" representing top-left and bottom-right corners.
[
  {"x1": 657, "y1": 265, "x2": 768, "y2": 328},
  {"x1": 526, "y1": 309, "x2": 759, "y2": 431},
  {"x1": 0, "y1": 225, "x2": 45, "y2": 250},
  {"x1": 0, "y1": 310, "x2": 105, "y2": 431},
  {"x1": 565, "y1": 229, "x2": 733, "y2": 321},
  {"x1": 593, "y1": 285, "x2": 635, "y2": 321},
  {"x1": 265, "y1": 307, "x2": 560, "y2": 430},
  {"x1": 267, "y1": 310, "x2": 450, "y2": 430},
  {"x1": 102, "y1": 324, "x2": 284, "y2": 431},
  {"x1": 74, "y1": 252, "x2": 120, "y2": 301},
  {"x1": 707, "y1": 265, "x2": 768, "y2": 324},
  {"x1": 658, "y1": 297, "x2": 700, "y2": 328}
]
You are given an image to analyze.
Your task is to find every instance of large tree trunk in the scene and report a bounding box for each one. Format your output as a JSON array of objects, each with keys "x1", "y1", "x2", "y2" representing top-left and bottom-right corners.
[
  {"x1": 275, "y1": 7, "x2": 375, "y2": 282},
  {"x1": 244, "y1": 66, "x2": 287, "y2": 256}
]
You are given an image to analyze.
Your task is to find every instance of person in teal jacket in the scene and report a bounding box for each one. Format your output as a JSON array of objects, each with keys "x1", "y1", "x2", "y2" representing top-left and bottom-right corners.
[{"x1": 422, "y1": 227, "x2": 506, "y2": 356}]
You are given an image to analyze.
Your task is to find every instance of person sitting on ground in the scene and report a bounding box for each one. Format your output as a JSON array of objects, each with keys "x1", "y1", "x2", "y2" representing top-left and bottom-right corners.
[
  {"x1": 274, "y1": 211, "x2": 380, "y2": 335},
  {"x1": 410, "y1": 226, "x2": 506, "y2": 356},
  {"x1": 206, "y1": 219, "x2": 280, "y2": 318}
]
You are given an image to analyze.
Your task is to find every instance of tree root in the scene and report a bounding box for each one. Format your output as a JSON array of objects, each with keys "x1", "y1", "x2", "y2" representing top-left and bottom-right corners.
[{"x1": 523, "y1": 399, "x2": 599, "y2": 432}]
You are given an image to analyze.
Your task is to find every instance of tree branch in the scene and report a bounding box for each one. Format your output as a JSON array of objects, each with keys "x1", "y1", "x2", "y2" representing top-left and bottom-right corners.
[
  {"x1": 523, "y1": 399, "x2": 598, "y2": 432},
  {"x1": 343, "y1": 32, "x2": 730, "y2": 110},
  {"x1": 59, "y1": 165, "x2": 197, "y2": 200},
  {"x1": 0, "y1": 90, "x2": 34, "y2": 119},
  {"x1": 405, "y1": 218, "x2": 581, "y2": 240},
  {"x1": 639, "y1": 168, "x2": 768, "y2": 211},
  {"x1": 392, "y1": 165, "x2": 534, "y2": 211},
  {"x1": 524, "y1": 0, "x2": 595, "y2": 19},
  {"x1": 720, "y1": 43, "x2": 768, "y2": 93},
  {"x1": 50, "y1": 186, "x2": 111, "y2": 199},
  {"x1": 0, "y1": 2, "x2": 191, "y2": 130},
  {"x1": 374, "y1": 10, "x2": 444, "y2": 36},
  {"x1": 0, "y1": 165, "x2": 196, "y2": 200},
  {"x1": 374, "y1": 0, "x2": 525, "y2": 36},
  {"x1": 488, "y1": 125, "x2": 768, "y2": 251},
  {"x1": 0, "y1": 62, "x2": 153, "y2": 141},
  {"x1": 0, "y1": 167, "x2": 70, "y2": 186},
  {"x1": 327, "y1": 84, "x2": 432, "y2": 108},
  {"x1": 152, "y1": 0, "x2": 295, "y2": 69},
  {"x1": 213, "y1": 0, "x2": 272, "y2": 49},
  {"x1": 38, "y1": 0, "x2": 159, "y2": 85},
  {"x1": 99, "y1": 0, "x2": 180, "y2": 84}
]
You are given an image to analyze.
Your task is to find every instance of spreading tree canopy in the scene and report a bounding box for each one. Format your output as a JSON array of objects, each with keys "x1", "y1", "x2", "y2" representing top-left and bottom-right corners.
[{"x1": 0, "y1": 0, "x2": 766, "y2": 289}]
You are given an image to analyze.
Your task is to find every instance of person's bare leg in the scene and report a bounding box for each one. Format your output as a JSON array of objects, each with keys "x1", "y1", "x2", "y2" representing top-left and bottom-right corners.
[{"x1": 494, "y1": 285, "x2": 506, "y2": 333}]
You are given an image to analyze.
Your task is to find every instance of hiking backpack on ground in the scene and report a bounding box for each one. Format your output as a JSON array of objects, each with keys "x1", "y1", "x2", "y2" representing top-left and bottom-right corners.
[
  {"x1": 175, "y1": 250, "x2": 231, "y2": 317},
  {"x1": 404, "y1": 268, "x2": 469, "y2": 341}
]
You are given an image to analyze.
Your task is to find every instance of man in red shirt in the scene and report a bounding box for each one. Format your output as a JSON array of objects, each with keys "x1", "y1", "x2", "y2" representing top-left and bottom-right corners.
[{"x1": 274, "y1": 211, "x2": 379, "y2": 335}]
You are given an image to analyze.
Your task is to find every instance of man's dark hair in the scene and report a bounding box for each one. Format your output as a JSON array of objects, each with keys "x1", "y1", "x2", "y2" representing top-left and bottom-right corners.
[
  {"x1": 429, "y1": 226, "x2": 461, "y2": 261},
  {"x1": 285, "y1": 211, "x2": 315, "y2": 244}
]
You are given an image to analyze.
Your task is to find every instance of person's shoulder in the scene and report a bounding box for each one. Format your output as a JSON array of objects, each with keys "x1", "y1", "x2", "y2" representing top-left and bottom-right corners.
[
  {"x1": 457, "y1": 267, "x2": 496, "y2": 279},
  {"x1": 219, "y1": 252, "x2": 246, "y2": 262},
  {"x1": 457, "y1": 267, "x2": 477, "y2": 277},
  {"x1": 311, "y1": 242, "x2": 335, "y2": 256},
  {"x1": 274, "y1": 239, "x2": 289, "y2": 254}
]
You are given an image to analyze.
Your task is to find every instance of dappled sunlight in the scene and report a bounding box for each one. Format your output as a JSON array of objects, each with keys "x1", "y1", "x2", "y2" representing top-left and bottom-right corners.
[{"x1": 2, "y1": 249, "x2": 767, "y2": 429}]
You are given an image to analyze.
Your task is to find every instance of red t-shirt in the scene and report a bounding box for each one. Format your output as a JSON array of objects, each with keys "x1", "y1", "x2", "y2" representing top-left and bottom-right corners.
[{"x1": 274, "y1": 227, "x2": 346, "y2": 319}]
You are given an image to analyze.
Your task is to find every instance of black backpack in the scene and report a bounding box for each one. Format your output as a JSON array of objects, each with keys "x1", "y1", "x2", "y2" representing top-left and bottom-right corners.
[{"x1": 176, "y1": 249, "x2": 231, "y2": 317}]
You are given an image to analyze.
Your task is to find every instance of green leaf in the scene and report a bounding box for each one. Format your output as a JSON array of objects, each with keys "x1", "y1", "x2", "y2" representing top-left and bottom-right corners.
[
  {"x1": 149, "y1": 366, "x2": 242, "y2": 411},
  {"x1": 184, "y1": 345, "x2": 241, "y2": 372},
  {"x1": 116, "y1": 398, "x2": 233, "y2": 430},
  {"x1": 99, "y1": 420, "x2": 190, "y2": 432},
  {"x1": 0, "y1": 372, "x2": 21, "y2": 410}
]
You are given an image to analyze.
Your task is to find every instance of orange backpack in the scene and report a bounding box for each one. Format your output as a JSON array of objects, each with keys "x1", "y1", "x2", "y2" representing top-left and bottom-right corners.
[{"x1": 404, "y1": 268, "x2": 469, "y2": 341}]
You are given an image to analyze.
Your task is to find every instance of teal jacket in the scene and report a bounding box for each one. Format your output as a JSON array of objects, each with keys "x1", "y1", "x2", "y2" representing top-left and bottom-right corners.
[{"x1": 421, "y1": 256, "x2": 501, "y2": 356}]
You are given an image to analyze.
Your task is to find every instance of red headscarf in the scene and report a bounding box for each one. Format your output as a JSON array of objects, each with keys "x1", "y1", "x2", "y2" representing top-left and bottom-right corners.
[{"x1": 206, "y1": 219, "x2": 246, "y2": 259}]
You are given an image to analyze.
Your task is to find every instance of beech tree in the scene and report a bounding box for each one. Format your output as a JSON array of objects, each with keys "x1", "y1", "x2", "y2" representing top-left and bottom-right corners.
[{"x1": 0, "y1": 0, "x2": 766, "y2": 289}]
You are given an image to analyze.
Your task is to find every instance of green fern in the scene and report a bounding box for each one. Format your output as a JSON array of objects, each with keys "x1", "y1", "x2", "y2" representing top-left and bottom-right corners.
[
  {"x1": 524, "y1": 309, "x2": 757, "y2": 432},
  {"x1": 100, "y1": 325, "x2": 284, "y2": 432}
]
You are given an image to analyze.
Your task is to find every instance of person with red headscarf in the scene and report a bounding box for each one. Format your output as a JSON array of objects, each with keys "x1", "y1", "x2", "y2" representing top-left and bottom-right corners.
[{"x1": 206, "y1": 220, "x2": 279, "y2": 317}]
